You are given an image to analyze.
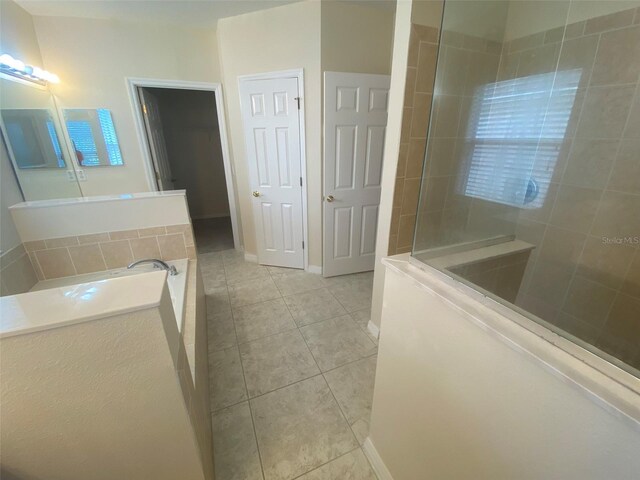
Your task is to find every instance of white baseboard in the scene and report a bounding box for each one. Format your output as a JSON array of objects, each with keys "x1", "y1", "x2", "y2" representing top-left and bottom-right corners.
[
  {"x1": 367, "y1": 320, "x2": 380, "y2": 339},
  {"x1": 306, "y1": 264, "x2": 322, "y2": 274},
  {"x1": 243, "y1": 253, "x2": 257, "y2": 263},
  {"x1": 363, "y1": 437, "x2": 393, "y2": 480}
]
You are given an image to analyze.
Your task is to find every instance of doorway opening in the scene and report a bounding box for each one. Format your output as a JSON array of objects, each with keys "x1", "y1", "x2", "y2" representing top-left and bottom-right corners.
[{"x1": 129, "y1": 80, "x2": 239, "y2": 254}]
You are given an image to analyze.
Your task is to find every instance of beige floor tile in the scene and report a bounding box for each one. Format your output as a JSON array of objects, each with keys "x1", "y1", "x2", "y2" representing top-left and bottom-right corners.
[
  {"x1": 250, "y1": 376, "x2": 358, "y2": 480},
  {"x1": 221, "y1": 249, "x2": 246, "y2": 265},
  {"x1": 271, "y1": 270, "x2": 326, "y2": 296},
  {"x1": 201, "y1": 264, "x2": 227, "y2": 291},
  {"x1": 323, "y1": 271, "x2": 374, "y2": 288},
  {"x1": 199, "y1": 251, "x2": 224, "y2": 267},
  {"x1": 228, "y1": 278, "x2": 281, "y2": 308},
  {"x1": 208, "y1": 310, "x2": 237, "y2": 353},
  {"x1": 283, "y1": 288, "x2": 347, "y2": 327},
  {"x1": 212, "y1": 402, "x2": 264, "y2": 480},
  {"x1": 349, "y1": 309, "x2": 378, "y2": 345},
  {"x1": 349, "y1": 308, "x2": 371, "y2": 330},
  {"x1": 327, "y1": 282, "x2": 373, "y2": 314},
  {"x1": 225, "y1": 260, "x2": 271, "y2": 285},
  {"x1": 239, "y1": 330, "x2": 319, "y2": 397},
  {"x1": 206, "y1": 286, "x2": 231, "y2": 314},
  {"x1": 233, "y1": 298, "x2": 297, "y2": 344},
  {"x1": 267, "y1": 265, "x2": 300, "y2": 276},
  {"x1": 297, "y1": 448, "x2": 376, "y2": 480},
  {"x1": 324, "y1": 355, "x2": 377, "y2": 445},
  {"x1": 300, "y1": 316, "x2": 377, "y2": 372},
  {"x1": 209, "y1": 347, "x2": 247, "y2": 411}
]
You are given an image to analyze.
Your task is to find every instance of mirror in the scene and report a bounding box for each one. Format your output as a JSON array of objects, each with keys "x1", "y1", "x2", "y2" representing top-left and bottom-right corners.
[
  {"x1": 64, "y1": 109, "x2": 123, "y2": 167},
  {"x1": 0, "y1": 77, "x2": 82, "y2": 200},
  {"x1": 1, "y1": 109, "x2": 65, "y2": 169}
]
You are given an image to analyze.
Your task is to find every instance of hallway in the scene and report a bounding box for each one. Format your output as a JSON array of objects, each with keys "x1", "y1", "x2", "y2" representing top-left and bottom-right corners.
[
  {"x1": 200, "y1": 249, "x2": 378, "y2": 480},
  {"x1": 194, "y1": 217, "x2": 235, "y2": 254}
]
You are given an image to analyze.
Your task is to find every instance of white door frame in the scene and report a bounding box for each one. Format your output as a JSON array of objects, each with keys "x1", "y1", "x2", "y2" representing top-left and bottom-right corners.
[
  {"x1": 237, "y1": 69, "x2": 309, "y2": 271},
  {"x1": 126, "y1": 77, "x2": 240, "y2": 250}
]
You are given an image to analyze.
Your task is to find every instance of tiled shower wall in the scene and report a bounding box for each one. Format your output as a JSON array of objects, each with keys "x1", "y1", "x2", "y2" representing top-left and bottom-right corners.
[
  {"x1": 389, "y1": 24, "x2": 513, "y2": 255},
  {"x1": 402, "y1": 6, "x2": 639, "y2": 367},
  {"x1": 388, "y1": 23, "x2": 438, "y2": 255},
  {"x1": 507, "y1": 7, "x2": 640, "y2": 367},
  {"x1": 19, "y1": 224, "x2": 196, "y2": 282}
]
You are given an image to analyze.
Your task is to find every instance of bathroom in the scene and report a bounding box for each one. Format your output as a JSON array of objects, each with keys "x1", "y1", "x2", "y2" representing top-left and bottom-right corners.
[{"x1": 0, "y1": 0, "x2": 638, "y2": 479}]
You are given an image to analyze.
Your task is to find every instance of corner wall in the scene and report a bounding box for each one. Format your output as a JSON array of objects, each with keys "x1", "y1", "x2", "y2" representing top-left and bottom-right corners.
[{"x1": 217, "y1": 0, "x2": 322, "y2": 265}]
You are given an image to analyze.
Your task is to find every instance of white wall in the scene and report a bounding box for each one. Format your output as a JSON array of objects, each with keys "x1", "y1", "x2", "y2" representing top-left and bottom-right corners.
[
  {"x1": 368, "y1": 258, "x2": 640, "y2": 480},
  {"x1": 411, "y1": 0, "x2": 443, "y2": 27},
  {"x1": 0, "y1": 0, "x2": 39, "y2": 251},
  {"x1": 321, "y1": 1, "x2": 395, "y2": 75},
  {"x1": 32, "y1": 15, "x2": 222, "y2": 197},
  {"x1": 10, "y1": 192, "x2": 191, "y2": 242},
  {"x1": 370, "y1": 0, "x2": 413, "y2": 328},
  {"x1": 217, "y1": 0, "x2": 322, "y2": 265}
]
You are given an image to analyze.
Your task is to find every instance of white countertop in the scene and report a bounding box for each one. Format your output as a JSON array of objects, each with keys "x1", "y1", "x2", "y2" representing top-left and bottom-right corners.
[{"x1": 0, "y1": 270, "x2": 167, "y2": 338}]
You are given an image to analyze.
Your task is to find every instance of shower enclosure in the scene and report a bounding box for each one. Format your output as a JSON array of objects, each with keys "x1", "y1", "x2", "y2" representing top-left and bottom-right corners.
[{"x1": 411, "y1": 0, "x2": 640, "y2": 376}]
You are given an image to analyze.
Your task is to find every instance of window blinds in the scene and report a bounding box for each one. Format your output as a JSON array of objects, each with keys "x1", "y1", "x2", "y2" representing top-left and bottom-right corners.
[{"x1": 461, "y1": 68, "x2": 581, "y2": 209}]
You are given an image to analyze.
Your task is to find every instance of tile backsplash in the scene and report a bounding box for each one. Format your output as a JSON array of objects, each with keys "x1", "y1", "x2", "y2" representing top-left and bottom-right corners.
[{"x1": 24, "y1": 224, "x2": 196, "y2": 281}]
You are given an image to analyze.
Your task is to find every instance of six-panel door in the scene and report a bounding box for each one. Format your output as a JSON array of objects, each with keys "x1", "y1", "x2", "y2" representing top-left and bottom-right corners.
[
  {"x1": 240, "y1": 77, "x2": 305, "y2": 269},
  {"x1": 323, "y1": 72, "x2": 391, "y2": 277}
]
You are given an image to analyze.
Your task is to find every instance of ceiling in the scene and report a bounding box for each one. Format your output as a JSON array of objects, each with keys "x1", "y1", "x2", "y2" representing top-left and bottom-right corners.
[{"x1": 15, "y1": 0, "x2": 307, "y2": 28}]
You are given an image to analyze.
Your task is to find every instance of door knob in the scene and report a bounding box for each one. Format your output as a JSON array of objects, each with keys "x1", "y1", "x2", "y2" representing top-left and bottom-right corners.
[
  {"x1": 325, "y1": 195, "x2": 335, "y2": 202},
  {"x1": 252, "y1": 191, "x2": 261, "y2": 197}
]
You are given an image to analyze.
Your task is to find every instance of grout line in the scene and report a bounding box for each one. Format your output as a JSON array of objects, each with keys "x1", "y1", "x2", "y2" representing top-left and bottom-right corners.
[
  {"x1": 206, "y1": 251, "x2": 267, "y2": 480},
  {"x1": 289, "y1": 446, "x2": 367, "y2": 480}
]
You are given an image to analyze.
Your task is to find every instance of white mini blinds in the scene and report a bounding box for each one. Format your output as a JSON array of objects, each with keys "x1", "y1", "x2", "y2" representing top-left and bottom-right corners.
[{"x1": 459, "y1": 69, "x2": 582, "y2": 209}]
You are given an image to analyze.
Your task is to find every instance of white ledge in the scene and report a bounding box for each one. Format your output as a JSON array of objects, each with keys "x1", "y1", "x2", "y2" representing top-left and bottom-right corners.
[
  {"x1": 0, "y1": 270, "x2": 167, "y2": 339},
  {"x1": 383, "y1": 256, "x2": 640, "y2": 427},
  {"x1": 9, "y1": 190, "x2": 186, "y2": 210}
]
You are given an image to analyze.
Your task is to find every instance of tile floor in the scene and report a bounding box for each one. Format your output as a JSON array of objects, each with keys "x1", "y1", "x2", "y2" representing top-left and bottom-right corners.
[
  {"x1": 193, "y1": 217, "x2": 235, "y2": 254},
  {"x1": 201, "y1": 249, "x2": 379, "y2": 480}
]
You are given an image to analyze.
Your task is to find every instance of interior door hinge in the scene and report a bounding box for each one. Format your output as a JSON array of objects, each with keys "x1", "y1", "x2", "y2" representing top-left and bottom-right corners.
[
  {"x1": 302, "y1": 241, "x2": 305, "y2": 249},
  {"x1": 295, "y1": 97, "x2": 301, "y2": 110},
  {"x1": 299, "y1": 177, "x2": 303, "y2": 187}
]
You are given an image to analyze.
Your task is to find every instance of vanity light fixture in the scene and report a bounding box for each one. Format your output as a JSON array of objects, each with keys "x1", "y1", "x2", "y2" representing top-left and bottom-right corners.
[{"x1": 0, "y1": 54, "x2": 60, "y2": 85}]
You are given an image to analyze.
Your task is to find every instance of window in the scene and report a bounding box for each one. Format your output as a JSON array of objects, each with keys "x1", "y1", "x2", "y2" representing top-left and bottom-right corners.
[
  {"x1": 460, "y1": 69, "x2": 581, "y2": 209},
  {"x1": 64, "y1": 109, "x2": 123, "y2": 167}
]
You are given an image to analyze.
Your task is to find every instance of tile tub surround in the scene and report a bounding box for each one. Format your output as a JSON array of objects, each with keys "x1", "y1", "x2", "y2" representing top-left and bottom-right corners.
[
  {"x1": 202, "y1": 249, "x2": 378, "y2": 480},
  {"x1": 0, "y1": 271, "x2": 213, "y2": 480},
  {"x1": 0, "y1": 243, "x2": 38, "y2": 296},
  {"x1": 23, "y1": 224, "x2": 196, "y2": 281}
]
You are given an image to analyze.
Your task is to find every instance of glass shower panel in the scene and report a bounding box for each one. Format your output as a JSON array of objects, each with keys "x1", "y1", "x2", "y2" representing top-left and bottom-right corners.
[{"x1": 411, "y1": 0, "x2": 640, "y2": 377}]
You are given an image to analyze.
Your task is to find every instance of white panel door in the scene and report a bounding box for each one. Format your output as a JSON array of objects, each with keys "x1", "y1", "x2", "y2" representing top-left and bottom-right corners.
[
  {"x1": 138, "y1": 88, "x2": 174, "y2": 191},
  {"x1": 240, "y1": 77, "x2": 304, "y2": 268},
  {"x1": 323, "y1": 72, "x2": 390, "y2": 277}
]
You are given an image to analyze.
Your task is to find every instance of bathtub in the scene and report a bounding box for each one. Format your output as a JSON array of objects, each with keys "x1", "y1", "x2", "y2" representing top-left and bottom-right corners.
[{"x1": 30, "y1": 259, "x2": 188, "y2": 332}]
